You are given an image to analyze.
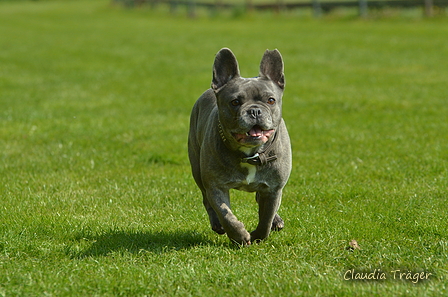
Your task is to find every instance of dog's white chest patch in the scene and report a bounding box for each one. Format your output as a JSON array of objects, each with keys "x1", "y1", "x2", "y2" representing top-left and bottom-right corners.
[{"x1": 241, "y1": 163, "x2": 256, "y2": 184}]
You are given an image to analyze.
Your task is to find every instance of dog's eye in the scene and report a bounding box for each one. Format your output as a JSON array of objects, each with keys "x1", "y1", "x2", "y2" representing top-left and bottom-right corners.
[
  {"x1": 267, "y1": 98, "x2": 276, "y2": 105},
  {"x1": 231, "y1": 99, "x2": 241, "y2": 106}
]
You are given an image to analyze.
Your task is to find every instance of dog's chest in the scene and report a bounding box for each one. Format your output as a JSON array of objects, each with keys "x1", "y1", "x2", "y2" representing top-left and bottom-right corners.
[{"x1": 240, "y1": 163, "x2": 257, "y2": 185}]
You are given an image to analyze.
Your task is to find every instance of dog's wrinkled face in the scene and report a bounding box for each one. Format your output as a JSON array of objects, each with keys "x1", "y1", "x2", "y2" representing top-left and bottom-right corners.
[
  {"x1": 216, "y1": 77, "x2": 283, "y2": 148},
  {"x1": 212, "y1": 48, "x2": 285, "y2": 149}
]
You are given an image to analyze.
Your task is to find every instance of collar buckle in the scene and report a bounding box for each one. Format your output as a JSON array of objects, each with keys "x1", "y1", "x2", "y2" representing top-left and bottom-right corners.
[{"x1": 241, "y1": 153, "x2": 261, "y2": 165}]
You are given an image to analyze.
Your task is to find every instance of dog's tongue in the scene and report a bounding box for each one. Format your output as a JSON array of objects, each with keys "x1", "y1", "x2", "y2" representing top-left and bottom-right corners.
[{"x1": 249, "y1": 126, "x2": 263, "y2": 137}]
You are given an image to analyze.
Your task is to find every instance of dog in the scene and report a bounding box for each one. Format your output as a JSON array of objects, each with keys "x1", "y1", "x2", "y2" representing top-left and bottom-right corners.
[{"x1": 188, "y1": 48, "x2": 292, "y2": 245}]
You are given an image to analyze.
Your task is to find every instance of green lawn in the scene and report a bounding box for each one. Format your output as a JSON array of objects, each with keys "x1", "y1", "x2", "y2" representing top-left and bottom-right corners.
[{"x1": 1, "y1": 0, "x2": 447, "y2": 296}]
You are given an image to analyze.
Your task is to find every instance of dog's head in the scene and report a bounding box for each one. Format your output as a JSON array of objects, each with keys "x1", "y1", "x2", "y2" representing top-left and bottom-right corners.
[{"x1": 212, "y1": 48, "x2": 285, "y2": 148}]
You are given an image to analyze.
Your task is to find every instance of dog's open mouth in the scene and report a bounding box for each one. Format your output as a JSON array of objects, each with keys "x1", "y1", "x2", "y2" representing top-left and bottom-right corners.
[{"x1": 233, "y1": 125, "x2": 275, "y2": 144}]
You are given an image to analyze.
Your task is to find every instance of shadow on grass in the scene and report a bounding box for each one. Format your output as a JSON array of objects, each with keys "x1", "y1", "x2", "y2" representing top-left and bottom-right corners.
[{"x1": 67, "y1": 229, "x2": 215, "y2": 258}]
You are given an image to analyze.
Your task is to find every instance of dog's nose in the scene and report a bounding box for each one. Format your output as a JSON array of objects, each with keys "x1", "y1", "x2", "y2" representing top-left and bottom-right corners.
[{"x1": 248, "y1": 108, "x2": 262, "y2": 119}]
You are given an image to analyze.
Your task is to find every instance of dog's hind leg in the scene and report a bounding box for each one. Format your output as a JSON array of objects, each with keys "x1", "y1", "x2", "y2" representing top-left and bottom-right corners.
[{"x1": 271, "y1": 213, "x2": 284, "y2": 231}]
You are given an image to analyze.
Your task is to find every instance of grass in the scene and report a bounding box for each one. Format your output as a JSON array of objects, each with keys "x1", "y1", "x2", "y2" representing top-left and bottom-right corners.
[{"x1": 1, "y1": 0, "x2": 447, "y2": 295}]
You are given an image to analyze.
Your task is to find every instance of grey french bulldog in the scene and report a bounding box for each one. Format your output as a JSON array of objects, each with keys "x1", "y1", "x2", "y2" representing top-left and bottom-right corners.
[{"x1": 188, "y1": 48, "x2": 292, "y2": 245}]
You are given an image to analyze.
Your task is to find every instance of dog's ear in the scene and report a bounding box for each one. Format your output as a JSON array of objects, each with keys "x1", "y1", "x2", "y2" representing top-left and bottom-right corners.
[
  {"x1": 259, "y1": 49, "x2": 285, "y2": 90},
  {"x1": 212, "y1": 48, "x2": 240, "y2": 93}
]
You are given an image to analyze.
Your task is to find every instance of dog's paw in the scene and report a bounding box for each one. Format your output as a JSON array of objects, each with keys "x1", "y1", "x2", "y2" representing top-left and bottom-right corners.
[
  {"x1": 228, "y1": 229, "x2": 251, "y2": 246},
  {"x1": 230, "y1": 237, "x2": 251, "y2": 247},
  {"x1": 212, "y1": 223, "x2": 226, "y2": 235},
  {"x1": 271, "y1": 214, "x2": 284, "y2": 231}
]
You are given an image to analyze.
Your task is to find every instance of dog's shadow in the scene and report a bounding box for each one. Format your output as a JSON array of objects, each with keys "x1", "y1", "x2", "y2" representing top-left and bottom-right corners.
[{"x1": 67, "y1": 229, "x2": 215, "y2": 258}]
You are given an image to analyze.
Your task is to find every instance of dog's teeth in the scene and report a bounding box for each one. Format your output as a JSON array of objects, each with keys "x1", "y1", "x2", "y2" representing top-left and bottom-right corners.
[{"x1": 246, "y1": 132, "x2": 250, "y2": 136}]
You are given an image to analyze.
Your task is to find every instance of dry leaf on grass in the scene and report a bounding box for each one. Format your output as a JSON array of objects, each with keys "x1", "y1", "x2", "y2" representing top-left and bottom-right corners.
[{"x1": 346, "y1": 239, "x2": 361, "y2": 251}]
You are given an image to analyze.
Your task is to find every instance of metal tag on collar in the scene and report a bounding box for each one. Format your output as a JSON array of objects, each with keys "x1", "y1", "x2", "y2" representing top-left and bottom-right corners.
[{"x1": 242, "y1": 153, "x2": 261, "y2": 165}]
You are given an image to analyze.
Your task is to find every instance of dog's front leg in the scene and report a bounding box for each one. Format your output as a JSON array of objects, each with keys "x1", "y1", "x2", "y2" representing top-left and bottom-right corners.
[
  {"x1": 251, "y1": 189, "x2": 282, "y2": 242},
  {"x1": 207, "y1": 188, "x2": 251, "y2": 245}
]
